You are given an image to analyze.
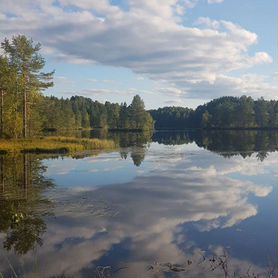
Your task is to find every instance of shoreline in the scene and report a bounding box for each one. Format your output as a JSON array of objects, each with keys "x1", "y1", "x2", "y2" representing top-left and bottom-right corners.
[
  {"x1": 153, "y1": 127, "x2": 278, "y2": 132},
  {"x1": 0, "y1": 137, "x2": 116, "y2": 155}
]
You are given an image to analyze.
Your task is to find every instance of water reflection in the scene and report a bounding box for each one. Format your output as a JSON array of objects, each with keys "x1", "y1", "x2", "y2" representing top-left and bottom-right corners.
[
  {"x1": 46, "y1": 129, "x2": 278, "y2": 164},
  {"x1": 153, "y1": 130, "x2": 278, "y2": 159},
  {"x1": 0, "y1": 154, "x2": 54, "y2": 255},
  {"x1": 0, "y1": 131, "x2": 277, "y2": 278},
  {"x1": 100, "y1": 130, "x2": 278, "y2": 165}
]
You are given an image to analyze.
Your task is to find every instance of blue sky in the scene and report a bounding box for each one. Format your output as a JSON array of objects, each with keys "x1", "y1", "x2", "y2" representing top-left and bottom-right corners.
[{"x1": 0, "y1": 0, "x2": 277, "y2": 109}]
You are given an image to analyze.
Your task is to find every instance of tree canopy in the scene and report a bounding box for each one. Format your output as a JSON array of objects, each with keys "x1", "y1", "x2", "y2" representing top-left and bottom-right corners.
[
  {"x1": 150, "y1": 96, "x2": 278, "y2": 130},
  {"x1": 0, "y1": 35, "x2": 54, "y2": 138}
]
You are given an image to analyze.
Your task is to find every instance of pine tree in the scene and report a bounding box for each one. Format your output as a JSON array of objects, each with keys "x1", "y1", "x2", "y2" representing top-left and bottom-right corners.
[{"x1": 1, "y1": 35, "x2": 54, "y2": 138}]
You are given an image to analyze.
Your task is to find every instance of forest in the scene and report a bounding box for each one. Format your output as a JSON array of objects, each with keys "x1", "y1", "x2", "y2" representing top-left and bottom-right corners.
[
  {"x1": 150, "y1": 96, "x2": 278, "y2": 130},
  {"x1": 41, "y1": 95, "x2": 154, "y2": 133},
  {"x1": 0, "y1": 35, "x2": 154, "y2": 139}
]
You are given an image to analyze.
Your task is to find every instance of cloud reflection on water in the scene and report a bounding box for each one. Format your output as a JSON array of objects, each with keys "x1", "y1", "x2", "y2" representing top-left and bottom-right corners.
[{"x1": 0, "y1": 143, "x2": 277, "y2": 278}]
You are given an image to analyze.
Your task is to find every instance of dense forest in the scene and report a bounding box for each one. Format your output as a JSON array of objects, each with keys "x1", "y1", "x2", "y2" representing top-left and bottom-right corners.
[
  {"x1": 150, "y1": 96, "x2": 278, "y2": 130},
  {"x1": 0, "y1": 35, "x2": 153, "y2": 139},
  {"x1": 41, "y1": 95, "x2": 154, "y2": 132},
  {"x1": 42, "y1": 94, "x2": 278, "y2": 133}
]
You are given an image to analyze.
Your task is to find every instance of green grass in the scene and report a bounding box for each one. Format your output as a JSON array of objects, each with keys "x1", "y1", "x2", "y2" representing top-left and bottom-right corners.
[{"x1": 0, "y1": 137, "x2": 116, "y2": 154}]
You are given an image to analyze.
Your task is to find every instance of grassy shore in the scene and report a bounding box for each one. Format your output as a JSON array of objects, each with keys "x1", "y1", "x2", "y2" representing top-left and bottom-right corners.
[{"x1": 0, "y1": 137, "x2": 116, "y2": 154}]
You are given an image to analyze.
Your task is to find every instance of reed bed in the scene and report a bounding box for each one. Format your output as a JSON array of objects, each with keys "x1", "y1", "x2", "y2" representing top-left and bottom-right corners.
[{"x1": 0, "y1": 137, "x2": 116, "y2": 154}]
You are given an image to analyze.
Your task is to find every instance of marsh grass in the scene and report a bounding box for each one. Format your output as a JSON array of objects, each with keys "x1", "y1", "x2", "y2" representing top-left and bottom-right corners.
[
  {"x1": 1, "y1": 257, "x2": 277, "y2": 278},
  {"x1": 147, "y1": 252, "x2": 278, "y2": 278},
  {"x1": 0, "y1": 137, "x2": 116, "y2": 154}
]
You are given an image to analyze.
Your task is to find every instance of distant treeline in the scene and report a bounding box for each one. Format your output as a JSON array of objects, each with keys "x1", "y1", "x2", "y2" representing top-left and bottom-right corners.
[
  {"x1": 1, "y1": 92, "x2": 154, "y2": 138},
  {"x1": 41, "y1": 95, "x2": 154, "y2": 132},
  {"x1": 150, "y1": 96, "x2": 278, "y2": 130}
]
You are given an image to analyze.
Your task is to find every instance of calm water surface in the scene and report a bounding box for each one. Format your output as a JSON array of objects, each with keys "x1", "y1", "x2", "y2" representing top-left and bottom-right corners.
[{"x1": 0, "y1": 131, "x2": 277, "y2": 277}]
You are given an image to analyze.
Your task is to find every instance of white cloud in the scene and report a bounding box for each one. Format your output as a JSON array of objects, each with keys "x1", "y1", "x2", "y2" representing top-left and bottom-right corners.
[
  {"x1": 0, "y1": 0, "x2": 275, "y2": 101},
  {"x1": 208, "y1": 0, "x2": 224, "y2": 4},
  {"x1": 195, "y1": 74, "x2": 277, "y2": 99}
]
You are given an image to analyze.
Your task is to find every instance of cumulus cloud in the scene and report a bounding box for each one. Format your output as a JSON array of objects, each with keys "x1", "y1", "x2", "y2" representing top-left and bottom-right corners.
[
  {"x1": 173, "y1": 73, "x2": 278, "y2": 99},
  {"x1": 0, "y1": 0, "x2": 275, "y2": 101}
]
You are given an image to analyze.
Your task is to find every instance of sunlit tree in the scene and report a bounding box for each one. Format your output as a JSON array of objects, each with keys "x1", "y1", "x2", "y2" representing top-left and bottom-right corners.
[{"x1": 1, "y1": 35, "x2": 54, "y2": 138}]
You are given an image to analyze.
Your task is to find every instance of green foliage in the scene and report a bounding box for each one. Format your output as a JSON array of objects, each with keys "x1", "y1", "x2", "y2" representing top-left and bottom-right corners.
[
  {"x1": 0, "y1": 55, "x2": 22, "y2": 138},
  {"x1": 0, "y1": 35, "x2": 54, "y2": 138},
  {"x1": 1, "y1": 35, "x2": 54, "y2": 90},
  {"x1": 128, "y1": 95, "x2": 154, "y2": 131},
  {"x1": 40, "y1": 95, "x2": 154, "y2": 132},
  {"x1": 149, "y1": 106, "x2": 194, "y2": 129},
  {"x1": 150, "y1": 96, "x2": 278, "y2": 129}
]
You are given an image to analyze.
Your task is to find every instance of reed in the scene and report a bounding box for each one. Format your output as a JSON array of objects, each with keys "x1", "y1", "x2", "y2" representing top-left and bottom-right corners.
[{"x1": 0, "y1": 137, "x2": 116, "y2": 154}]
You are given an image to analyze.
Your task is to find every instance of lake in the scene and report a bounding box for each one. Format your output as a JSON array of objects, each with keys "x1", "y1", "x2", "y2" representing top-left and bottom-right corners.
[{"x1": 0, "y1": 130, "x2": 277, "y2": 278}]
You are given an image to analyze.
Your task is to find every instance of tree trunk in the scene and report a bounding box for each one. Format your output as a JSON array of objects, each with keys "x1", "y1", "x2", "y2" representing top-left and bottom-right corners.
[
  {"x1": 0, "y1": 90, "x2": 3, "y2": 138},
  {"x1": 0, "y1": 156, "x2": 4, "y2": 195},
  {"x1": 23, "y1": 89, "x2": 27, "y2": 139}
]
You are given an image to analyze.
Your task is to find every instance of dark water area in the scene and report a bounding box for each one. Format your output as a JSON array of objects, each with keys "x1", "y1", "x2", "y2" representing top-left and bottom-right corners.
[{"x1": 0, "y1": 131, "x2": 278, "y2": 277}]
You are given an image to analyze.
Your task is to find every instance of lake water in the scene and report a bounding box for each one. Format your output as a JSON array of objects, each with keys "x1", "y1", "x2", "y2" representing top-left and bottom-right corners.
[{"x1": 0, "y1": 131, "x2": 277, "y2": 278}]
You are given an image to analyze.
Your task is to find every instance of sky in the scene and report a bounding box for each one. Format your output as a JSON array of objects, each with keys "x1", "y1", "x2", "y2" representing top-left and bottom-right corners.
[{"x1": 0, "y1": 0, "x2": 277, "y2": 109}]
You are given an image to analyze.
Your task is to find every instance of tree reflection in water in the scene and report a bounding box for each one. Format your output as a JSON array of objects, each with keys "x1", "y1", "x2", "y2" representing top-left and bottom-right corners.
[
  {"x1": 152, "y1": 130, "x2": 278, "y2": 160},
  {"x1": 0, "y1": 131, "x2": 277, "y2": 278},
  {"x1": 113, "y1": 131, "x2": 151, "y2": 166},
  {"x1": 0, "y1": 154, "x2": 54, "y2": 255},
  {"x1": 118, "y1": 130, "x2": 278, "y2": 166}
]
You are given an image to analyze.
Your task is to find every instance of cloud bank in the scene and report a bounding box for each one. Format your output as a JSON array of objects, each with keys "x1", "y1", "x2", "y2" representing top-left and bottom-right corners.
[{"x1": 0, "y1": 0, "x2": 276, "y2": 101}]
